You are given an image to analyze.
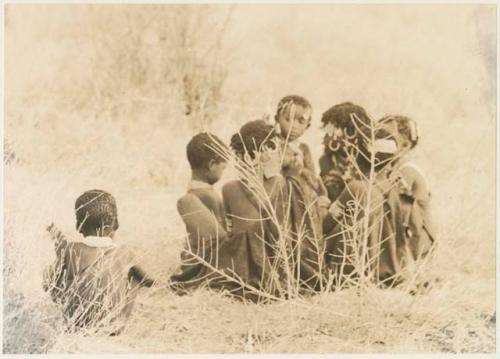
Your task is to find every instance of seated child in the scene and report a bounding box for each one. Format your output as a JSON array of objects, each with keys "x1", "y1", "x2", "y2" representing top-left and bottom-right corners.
[
  {"x1": 169, "y1": 132, "x2": 229, "y2": 291},
  {"x1": 43, "y1": 190, "x2": 154, "y2": 333},
  {"x1": 379, "y1": 115, "x2": 436, "y2": 260},
  {"x1": 222, "y1": 120, "x2": 325, "y2": 297},
  {"x1": 323, "y1": 125, "x2": 408, "y2": 287},
  {"x1": 170, "y1": 124, "x2": 324, "y2": 301},
  {"x1": 319, "y1": 102, "x2": 373, "y2": 202},
  {"x1": 274, "y1": 95, "x2": 330, "y2": 220}
]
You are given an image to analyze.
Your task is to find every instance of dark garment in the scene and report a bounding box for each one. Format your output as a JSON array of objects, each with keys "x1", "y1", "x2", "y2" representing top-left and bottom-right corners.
[
  {"x1": 43, "y1": 235, "x2": 147, "y2": 332},
  {"x1": 395, "y1": 162, "x2": 436, "y2": 259},
  {"x1": 324, "y1": 177, "x2": 407, "y2": 287},
  {"x1": 283, "y1": 141, "x2": 327, "y2": 197},
  {"x1": 219, "y1": 176, "x2": 325, "y2": 299}
]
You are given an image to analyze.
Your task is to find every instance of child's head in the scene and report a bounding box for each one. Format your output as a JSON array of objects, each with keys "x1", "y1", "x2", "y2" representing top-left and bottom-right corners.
[
  {"x1": 379, "y1": 115, "x2": 419, "y2": 153},
  {"x1": 75, "y1": 190, "x2": 119, "y2": 238},
  {"x1": 321, "y1": 102, "x2": 372, "y2": 158},
  {"x1": 187, "y1": 132, "x2": 227, "y2": 185},
  {"x1": 356, "y1": 127, "x2": 398, "y2": 175},
  {"x1": 275, "y1": 95, "x2": 312, "y2": 141},
  {"x1": 230, "y1": 120, "x2": 281, "y2": 179}
]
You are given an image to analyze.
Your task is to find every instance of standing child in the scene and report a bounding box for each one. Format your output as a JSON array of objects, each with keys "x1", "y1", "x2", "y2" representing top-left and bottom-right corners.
[
  {"x1": 379, "y1": 115, "x2": 436, "y2": 260},
  {"x1": 169, "y1": 132, "x2": 229, "y2": 292},
  {"x1": 43, "y1": 190, "x2": 154, "y2": 333}
]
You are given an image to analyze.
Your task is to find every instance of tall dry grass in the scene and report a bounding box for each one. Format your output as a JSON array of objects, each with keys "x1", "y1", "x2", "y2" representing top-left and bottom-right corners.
[{"x1": 4, "y1": 4, "x2": 495, "y2": 354}]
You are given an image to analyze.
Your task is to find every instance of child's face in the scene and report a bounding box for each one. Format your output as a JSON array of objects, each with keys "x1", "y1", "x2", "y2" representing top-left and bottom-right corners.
[
  {"x1": 277, "y1": 104, "x2": 311, "y2": 141},
  {"x1": 395, "y1": 133, "x2": 412, "y2": 155},
  {"x1": 239, "y1": 139, "x2": 281, "y2": 180},
  {"x1": 207, "y1": 160, "x2": 227, "y2": 184},
  {"x1": 258, "y1": 145, "x2": 281, "y2": 179}
]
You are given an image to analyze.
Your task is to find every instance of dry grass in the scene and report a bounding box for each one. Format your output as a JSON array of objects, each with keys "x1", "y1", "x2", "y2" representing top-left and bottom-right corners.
[
  {"x1": 3, "y1": 159, "x2": 495, "y2": 354},
  {"x1": 3, "y1": 4, "x2": 495, "y2": 355}
]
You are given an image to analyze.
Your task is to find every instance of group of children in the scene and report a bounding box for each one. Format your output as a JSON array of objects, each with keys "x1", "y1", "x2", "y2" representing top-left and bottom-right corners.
[{"x1": 44, "y1": 96, "x2": 436, "y2": 332}]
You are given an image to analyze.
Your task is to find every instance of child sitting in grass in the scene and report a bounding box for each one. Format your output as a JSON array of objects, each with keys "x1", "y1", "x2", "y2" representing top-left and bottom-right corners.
[
  {"x1": 274, "y1": 95, "x2": 330, "y2": 229},
  {"x1": 43, "y1": 190, "x2": 154, "y2": 333},
  {"x1": 169, "y1": 132, "x2": 229, "y2": 292},
  {"x1": 222, "y1": 120, "x2": 325, "y2": 298},
  {"x1": 323, "y1": 124, "x2": 406, "y2": 288},
  {"x1": 379, "y1": 115, "x2": 436, "y2": 260}
]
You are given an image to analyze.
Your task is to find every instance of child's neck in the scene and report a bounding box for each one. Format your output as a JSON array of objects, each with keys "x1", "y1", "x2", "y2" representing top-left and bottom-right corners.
[
  {"x1": 191, "y1": 170, "x2": 210, "y2": 185},
  {"x1": 82, "y1": 230, "x2": 115, "y2": 238}
]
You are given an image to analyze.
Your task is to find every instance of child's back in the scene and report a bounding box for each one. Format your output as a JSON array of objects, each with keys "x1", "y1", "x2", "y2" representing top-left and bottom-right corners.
[
  {"x1": 170, "y1": 133, "x2": 228, "y2": 291},
  {"x1": 186, "y1": 180, "x2": 225, "y2": 228},
  {"x1": 44, "y1": 190, "x2": 152, "y2": 333},
  {"x1": 46, "y1": 234, "x2": 138, "y2": 330}
]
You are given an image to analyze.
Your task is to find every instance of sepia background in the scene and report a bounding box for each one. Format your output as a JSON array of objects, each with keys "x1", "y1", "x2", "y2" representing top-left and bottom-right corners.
[{"x1": 4, "y1": 4, "x2": 496, "y2": 354}]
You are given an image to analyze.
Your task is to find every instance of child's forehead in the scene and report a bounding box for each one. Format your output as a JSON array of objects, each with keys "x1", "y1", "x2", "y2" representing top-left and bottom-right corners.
[{"x1": 286, "y1": 103, "x2": 311, "y2": 118}]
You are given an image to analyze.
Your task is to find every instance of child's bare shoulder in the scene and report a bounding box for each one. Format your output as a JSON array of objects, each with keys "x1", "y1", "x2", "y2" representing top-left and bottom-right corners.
[
  {"x1": 222, "y1": 180, "x2": 241, "y2": 194},
  {"x1": 177, "y1": 193, "x2": 205, "y2": 213},
  {"x1": 400, "y1": 162, "x2": 429, "y2": 185}
]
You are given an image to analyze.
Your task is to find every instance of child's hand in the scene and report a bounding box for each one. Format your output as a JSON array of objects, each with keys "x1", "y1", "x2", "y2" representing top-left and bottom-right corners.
[
  {"x1": 328, "y1": 200, "x2": 345, "y2": 219},
  {"x1": 46, "y1": 222, "x2": 64, "y2": 242},
  {"x1": 282, "y1": 146, "x2": 303, "y2": 176}
]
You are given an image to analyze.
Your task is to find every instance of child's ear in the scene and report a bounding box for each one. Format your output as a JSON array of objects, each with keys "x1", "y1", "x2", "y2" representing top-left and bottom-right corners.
[{"x1": 207, "y1": 159, "x2": 217, "y2": 170}]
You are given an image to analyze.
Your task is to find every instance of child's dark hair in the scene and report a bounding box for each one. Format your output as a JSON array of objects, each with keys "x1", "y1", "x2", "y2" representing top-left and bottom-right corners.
[
  {"x1": 186, "y1": 132, "x2": 227, "y2": 170},
  {"x1": 75, "y1": 189, "x2": 119, "y2": 236},
  {"x1": 379, "y1": 115, "x2": 419, "y2": 149},
  {"x1": 356, "y1": 127, "x2": 397, "y2": 174},
  {"x1": 275, "y1": 95, "x2": 312, "y2": 121},
  {"x1": 230, "y1": 120, "x2": 278, "y2": 159},
  {"x1": 321, "y1": 102, "x2": 373, "y2": 156},
  {"x1": 321, "y1": 102, "x2": 371, "y2": 130}
]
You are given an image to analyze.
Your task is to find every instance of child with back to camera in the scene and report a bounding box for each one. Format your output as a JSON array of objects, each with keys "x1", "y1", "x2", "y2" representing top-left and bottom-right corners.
[
  {"x1": 169, "y1": 132, "x2": 229, "y2": 292},
  {"x1": 43, "y1": 190, "x2": 154, "y2": 333}
]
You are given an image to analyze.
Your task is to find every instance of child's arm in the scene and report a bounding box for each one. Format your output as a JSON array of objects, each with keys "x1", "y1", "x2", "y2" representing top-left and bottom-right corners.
[
  {"x1": 400, "y1": 163, "x2": 431, "y2": 202},
  {"x1": 43, "y1": 223, "x2": 69, "y2": 295},
  {"x1": 177, "y1": 194, "x2": 228, "y2": 251},
  {"x1": 300, "y1": 143, "x2": 316, "y2": 176},
  {"x1": 221, "y1": 187, "x2": 233, "y2": 233}
]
